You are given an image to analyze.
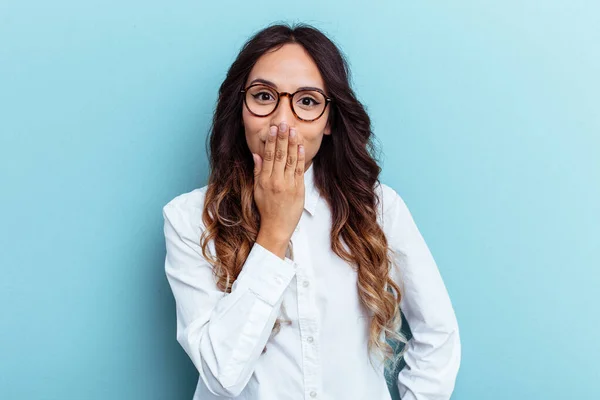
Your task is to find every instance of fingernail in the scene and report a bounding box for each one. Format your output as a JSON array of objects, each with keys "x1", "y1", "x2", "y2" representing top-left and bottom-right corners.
[
  {"x1": 279, "y1": 122, "x2": 288, "y2": 132},
  {"x1": 289, "y1": 128, "x2": 296, "y2": 138},
  {"x1": 299, "y1": 145, "x2": 304, "y2": 154},
  {"x1": 270, "y1": 126, "x2": 277, "y2": 136}
]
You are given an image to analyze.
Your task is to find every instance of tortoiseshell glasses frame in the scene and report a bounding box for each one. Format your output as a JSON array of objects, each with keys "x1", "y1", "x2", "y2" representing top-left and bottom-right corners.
[{"x1": 240, "y1": 83, "x2": 332, "y2": 122}]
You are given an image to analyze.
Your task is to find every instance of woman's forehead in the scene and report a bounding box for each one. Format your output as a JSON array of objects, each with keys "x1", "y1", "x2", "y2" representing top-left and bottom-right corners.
[{"x1": 246, "y1": 43, "x2": 325, "y2": 91}]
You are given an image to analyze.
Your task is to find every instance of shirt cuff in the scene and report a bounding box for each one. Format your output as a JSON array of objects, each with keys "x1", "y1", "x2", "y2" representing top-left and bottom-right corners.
[{"x1": 236, "y1": 242, "x2": 297, "y2": 307}]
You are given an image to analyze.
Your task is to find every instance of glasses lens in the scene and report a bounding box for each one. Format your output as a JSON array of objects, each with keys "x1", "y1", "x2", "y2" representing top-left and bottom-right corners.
[
  {"x1": 292, "y1": 90, "x2": 326, "y2": 121},
  {"x1": 245, "y1": 85, "x2": 278, "y2": 116}
]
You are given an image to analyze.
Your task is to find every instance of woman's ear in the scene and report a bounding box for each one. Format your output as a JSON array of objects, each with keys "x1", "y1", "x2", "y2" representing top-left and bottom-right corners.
[{"x1": 323, "y1": 121, "x2": 331, "y2": 135}]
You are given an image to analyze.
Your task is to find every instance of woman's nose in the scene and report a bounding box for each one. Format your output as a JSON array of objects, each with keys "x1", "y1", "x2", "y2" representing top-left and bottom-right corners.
[{"x1": 271, "y1": 94, "x2": 296, "y2": 126}]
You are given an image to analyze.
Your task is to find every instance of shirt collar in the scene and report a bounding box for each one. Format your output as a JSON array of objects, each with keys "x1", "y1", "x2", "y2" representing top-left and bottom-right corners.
[{"x1": 304, "y1": 161, "x2": 320, "y2": 216}]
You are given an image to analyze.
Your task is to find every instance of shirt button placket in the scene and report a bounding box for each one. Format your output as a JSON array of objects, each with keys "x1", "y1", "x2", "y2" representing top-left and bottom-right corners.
[{"x1": 294, "y1": 225, "x2": 321, "y2": 400}]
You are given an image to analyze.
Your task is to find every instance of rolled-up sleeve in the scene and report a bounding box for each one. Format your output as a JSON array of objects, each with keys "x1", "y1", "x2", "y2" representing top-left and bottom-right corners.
[
  {"x1": 383, "y1": 188, "x2": 461, "y2": 400},
  {"x1": 162, "y1": 199, "x2": 297, "y2": 397}
]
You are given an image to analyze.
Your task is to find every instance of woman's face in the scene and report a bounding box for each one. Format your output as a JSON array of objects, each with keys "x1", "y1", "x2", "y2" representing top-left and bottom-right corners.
[{"x1": 242, "y1": 43, "x2": 331, "y2": 171}]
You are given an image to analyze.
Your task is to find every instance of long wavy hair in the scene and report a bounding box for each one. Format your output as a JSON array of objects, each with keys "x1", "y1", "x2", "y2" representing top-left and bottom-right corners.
[{"x1": 199, "y1": 23, "x2": 408, "y2": 371}]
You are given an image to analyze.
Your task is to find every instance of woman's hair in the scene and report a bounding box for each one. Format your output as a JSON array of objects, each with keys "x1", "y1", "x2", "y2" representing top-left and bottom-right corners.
[{"x1": 199, "y1": 22, "x2": 408, "y2": 371}]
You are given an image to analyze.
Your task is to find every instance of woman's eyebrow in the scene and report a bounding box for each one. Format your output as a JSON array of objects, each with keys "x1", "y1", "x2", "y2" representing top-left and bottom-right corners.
[{"x1": 249, "y1": 78, "x2": 325, "y2": 92}]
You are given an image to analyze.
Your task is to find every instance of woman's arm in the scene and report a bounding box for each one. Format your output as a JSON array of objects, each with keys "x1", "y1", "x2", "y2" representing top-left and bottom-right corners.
[
  {"x1": 383, "y1": 187, "x2": 461, "y2": 400},
  {"x1": 163, "y1": 198, "x2": 297, "y2": 397}
]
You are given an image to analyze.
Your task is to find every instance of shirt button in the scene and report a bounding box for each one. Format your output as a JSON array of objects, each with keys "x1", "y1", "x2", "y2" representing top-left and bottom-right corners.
[
  {"x1": 275, "y1": 276, "x2": 282, "y2": 285},
  {"x1": 310, "y1": 391, "x2": 317, "y2": 398},
  {"x1": 294, "y1": 226, "x2": 299, "y2": 232},
  {"x1": 302, "y1": 280, "x2": 310, "y2": 288},
  {"x1": 307, "y1": 336, "x2": 314, "y2": 343}
]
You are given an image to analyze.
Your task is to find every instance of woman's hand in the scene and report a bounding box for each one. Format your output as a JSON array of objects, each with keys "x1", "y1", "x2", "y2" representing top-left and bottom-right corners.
[{"x1": 252, "y1": 122, "x2": 305, "y2": 259}]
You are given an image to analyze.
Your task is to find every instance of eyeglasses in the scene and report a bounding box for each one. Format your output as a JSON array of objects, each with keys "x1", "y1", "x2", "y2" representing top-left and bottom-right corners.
[{"x1": 240, "y1": 83, "x2": 332, "y2": 122}]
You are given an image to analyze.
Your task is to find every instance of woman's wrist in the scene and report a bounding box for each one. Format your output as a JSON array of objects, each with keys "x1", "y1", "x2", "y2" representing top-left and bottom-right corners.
[{"x1": 256, "y1": 230, "x2": 290, "y2": 260}]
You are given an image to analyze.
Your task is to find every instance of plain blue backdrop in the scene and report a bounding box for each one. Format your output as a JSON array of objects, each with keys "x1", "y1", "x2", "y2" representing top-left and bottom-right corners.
[{"x1": 1, "y1": 1, "x2": 599, "y2": 399}]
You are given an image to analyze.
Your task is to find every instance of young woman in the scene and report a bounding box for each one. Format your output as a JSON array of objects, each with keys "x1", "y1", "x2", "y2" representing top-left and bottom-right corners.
[{"x1": 163, "y1": 23, "x2": 460, "y2": 400}]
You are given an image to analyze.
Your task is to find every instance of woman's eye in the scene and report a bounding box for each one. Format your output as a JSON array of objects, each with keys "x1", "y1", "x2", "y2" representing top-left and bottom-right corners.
[
  {"x1": 299, "y1": 97, "x2": 319, "y2": 106},
  {"x1": 252, "y1": 92, "x2": 275, "y2": 101}
]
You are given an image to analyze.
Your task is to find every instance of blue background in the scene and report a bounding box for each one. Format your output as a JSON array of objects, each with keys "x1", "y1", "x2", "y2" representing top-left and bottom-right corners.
[{"x1": 1, "y1": 1, "x2": 598, "y2": 399}]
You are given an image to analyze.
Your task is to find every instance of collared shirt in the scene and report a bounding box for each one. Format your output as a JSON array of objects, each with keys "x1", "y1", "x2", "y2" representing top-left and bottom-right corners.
[{"x1": 162, "y1": 162, "x2": 461, "y2": 400}]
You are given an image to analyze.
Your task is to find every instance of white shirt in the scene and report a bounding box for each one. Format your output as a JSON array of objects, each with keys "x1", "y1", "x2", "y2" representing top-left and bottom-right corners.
[{"x1": 162, "y1": 162, "x2": 461, "y2": 400}]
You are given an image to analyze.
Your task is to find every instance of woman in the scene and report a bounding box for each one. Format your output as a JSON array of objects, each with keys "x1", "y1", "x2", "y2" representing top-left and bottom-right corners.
[{"x1": 163, "y1": 23, "x2": 460, "y2": 400}]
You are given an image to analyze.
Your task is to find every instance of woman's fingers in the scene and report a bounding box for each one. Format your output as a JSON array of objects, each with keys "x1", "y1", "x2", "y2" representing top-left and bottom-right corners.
[
  {"x1": 285, "y1": 127, "x2": 298, "y2": 181},
  {"x1": 261, "y1": 123, "x2": 302, "y2": 187},
  {"x1": 272, "y1": 122, "x2": 289, "y2": 179},
  {"x1": 296, "y1": 137, "x2": 305, "y2": 187},
  {"x1": 261, "y1": 125, "x2": 278, "y2": 177}
]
